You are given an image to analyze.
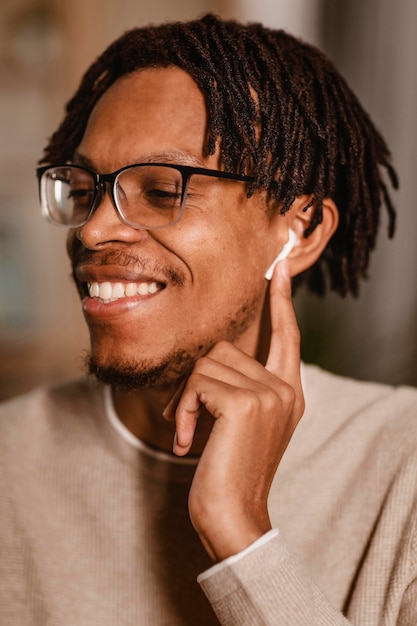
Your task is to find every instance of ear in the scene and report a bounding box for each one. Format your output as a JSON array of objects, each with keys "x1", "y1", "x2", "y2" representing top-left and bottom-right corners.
[{"x1": 285, "y1": 195, "x2": 339, "y2": 277}]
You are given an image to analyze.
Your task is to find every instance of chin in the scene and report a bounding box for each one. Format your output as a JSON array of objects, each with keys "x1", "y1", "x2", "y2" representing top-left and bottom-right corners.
[{"x1": 84, "y1": 344, "x2": 205, "y2": 393}]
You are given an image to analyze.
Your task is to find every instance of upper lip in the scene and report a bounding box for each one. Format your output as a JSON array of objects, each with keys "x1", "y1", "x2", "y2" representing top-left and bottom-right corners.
[{"x1": 75, "y1": 264, "x2": 167, "y2": 285}]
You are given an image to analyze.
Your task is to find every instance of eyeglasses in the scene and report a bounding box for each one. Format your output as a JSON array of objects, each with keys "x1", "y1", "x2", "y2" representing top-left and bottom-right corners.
[{"x1": 36, "y1": 163, "x2": 255, "y2": 230}]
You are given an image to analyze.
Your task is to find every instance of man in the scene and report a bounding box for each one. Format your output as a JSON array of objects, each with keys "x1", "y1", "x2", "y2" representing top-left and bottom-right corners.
[{"x1": 1, "y1": 13, "x2": 416, "y2": 625}]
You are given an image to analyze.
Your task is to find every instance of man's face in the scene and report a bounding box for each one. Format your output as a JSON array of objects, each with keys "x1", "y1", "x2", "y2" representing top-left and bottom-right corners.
[{"x1": 67, "y1": 67, "x2": 287, "y2": 391}]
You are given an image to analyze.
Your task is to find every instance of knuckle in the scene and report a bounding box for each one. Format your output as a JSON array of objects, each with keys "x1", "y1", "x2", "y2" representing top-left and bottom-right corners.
[
  {"x1": 269, "y1": 381, "x2": 297, "y2": 416},
  {"x1": 193, "y1": 356, "x2": 211, "y2": 374},
  {"x1": 261, "y1": 386, "x2": 281, "y2": 413},
  {"x1": 235, "y1": 388, "x2": 262, "y2": 416},
  {"x1": 209, "y1": 340, "x2": 232, "y2": 359},
  {"x1": 282, "y1": 382, "x2": 297, "y2": 406}
]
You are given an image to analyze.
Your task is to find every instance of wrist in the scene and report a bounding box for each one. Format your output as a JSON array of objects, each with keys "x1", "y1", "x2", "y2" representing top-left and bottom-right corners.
[{"x1": 194, "y1": 511, "x2": 271, "y2": 562}]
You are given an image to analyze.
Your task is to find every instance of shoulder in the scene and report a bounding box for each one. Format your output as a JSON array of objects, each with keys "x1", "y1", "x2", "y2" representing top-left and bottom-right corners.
[
  {"x1": 302, "y1": 362, "x2": 417, "y2": 421},
  {"x1": 0, "y1": 376, "x2": 105, "y2": 447},
  {"x1": 297, "y1": 363, "x2": 417, "y2": 462}
]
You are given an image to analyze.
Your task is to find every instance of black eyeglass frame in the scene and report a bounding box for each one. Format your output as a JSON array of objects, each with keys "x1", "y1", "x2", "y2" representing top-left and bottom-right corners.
[{"x1": 36, "y1": 162, "x2": 256, "y2": 230}]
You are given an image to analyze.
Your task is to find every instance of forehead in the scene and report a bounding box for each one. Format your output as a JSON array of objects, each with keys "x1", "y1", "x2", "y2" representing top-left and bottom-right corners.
[{"x1": 75, "y1": 67, "x2": 214, "y2": 171}]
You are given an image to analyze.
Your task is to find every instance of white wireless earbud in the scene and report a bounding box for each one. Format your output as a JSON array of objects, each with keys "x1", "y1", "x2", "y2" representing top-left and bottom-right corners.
[{"x1": 264, "y1": 228, "x2": 297, "y2": 280}]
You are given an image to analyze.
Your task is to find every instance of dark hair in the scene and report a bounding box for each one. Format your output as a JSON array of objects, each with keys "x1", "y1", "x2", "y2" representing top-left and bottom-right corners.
[{"x1": 41, "y1": 13, "x2": 397, "y2": 297}]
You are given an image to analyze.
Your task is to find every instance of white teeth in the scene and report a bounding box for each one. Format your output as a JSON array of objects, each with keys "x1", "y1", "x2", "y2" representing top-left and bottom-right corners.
[
  {"x1": 90, "y1": 282, "x2": 100, "y2": 298},
  {"x1": 138, "y1": 283, "x2": 149, "y2": 296},
  {"x1": 112, "y1": 282, "x2": 125, "y2": 298},
  {"x1": 125, "y1": 282, "x2": 137, "y2": 297},
  {"x1": 99, "y1": 282, "x2": 112, "y2": 300},
  {"x1": 87, "y1": 281, "x2": 160, "y2": 302}
]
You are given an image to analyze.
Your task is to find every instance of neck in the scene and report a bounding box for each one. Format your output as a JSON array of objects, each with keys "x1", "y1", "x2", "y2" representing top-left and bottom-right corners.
[{"x1": 113, "y1": 386, "x2": 214, "y2": 456}]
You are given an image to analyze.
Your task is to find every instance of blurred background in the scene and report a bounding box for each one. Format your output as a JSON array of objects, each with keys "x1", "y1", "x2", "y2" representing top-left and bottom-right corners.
[{"x1": 0, "y1": 0, "x2": 416, "y2": 401}]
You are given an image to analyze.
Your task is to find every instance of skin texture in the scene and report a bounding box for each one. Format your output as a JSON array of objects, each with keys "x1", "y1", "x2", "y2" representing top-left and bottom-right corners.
[{"x1": 67, "y1": 67, "x2": 338, "y2": 561}]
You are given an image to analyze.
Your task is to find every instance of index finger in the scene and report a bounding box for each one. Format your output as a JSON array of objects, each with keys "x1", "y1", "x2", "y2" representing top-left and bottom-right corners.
[{"x1": 265, "y1": 259, "x2": 301, "y2": 384}]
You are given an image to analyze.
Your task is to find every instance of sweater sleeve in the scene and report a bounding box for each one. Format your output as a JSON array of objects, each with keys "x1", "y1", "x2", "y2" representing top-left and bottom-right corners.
[{"x1": 198, "y1": 532, "x2": 351, "y2": 625}]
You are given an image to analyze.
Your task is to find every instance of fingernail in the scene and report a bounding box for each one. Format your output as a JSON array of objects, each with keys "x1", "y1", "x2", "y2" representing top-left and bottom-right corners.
[{"x1": 173, "y1": 431, "x2": 191, "y2": 456}]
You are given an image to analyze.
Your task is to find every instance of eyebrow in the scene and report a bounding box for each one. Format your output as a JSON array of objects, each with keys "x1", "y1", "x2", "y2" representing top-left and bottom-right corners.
[{"x1": 71, "y1": 150, "x2": 207, "y2": 170}]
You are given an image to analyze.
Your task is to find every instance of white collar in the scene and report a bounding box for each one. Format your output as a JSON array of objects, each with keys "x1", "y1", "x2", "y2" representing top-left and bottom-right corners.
[{"x1": 103, "y1": 385, "x2": 199, "y2": 466}]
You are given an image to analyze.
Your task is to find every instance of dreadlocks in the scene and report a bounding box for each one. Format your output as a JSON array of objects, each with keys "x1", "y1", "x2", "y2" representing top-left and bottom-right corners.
[{"x1": 41, "y1": 13, "x2": 398, "y2": 297}]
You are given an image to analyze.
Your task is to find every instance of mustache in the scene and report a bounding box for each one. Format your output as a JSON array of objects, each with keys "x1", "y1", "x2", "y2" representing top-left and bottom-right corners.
[{"x1": 71, "y1": 248, "x2": 185, "y2": 286}]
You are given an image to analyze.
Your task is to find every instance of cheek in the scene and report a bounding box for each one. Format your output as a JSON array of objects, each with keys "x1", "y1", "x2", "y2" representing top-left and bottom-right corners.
[
  {"x1": 170, "y1": 203, "x2": 270, "y2": 278},
  {"x1": 180, "y1": 224, "x2": 269, "y2": 320}
]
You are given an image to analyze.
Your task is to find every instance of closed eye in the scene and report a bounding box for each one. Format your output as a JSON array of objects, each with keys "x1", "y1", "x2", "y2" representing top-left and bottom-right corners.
[
  {"x1": 143, "y1": 187, "x2": 182, "y2": 208},
  {"x1": 68, "y1": 189, "x2": 93, "y2": 198}
]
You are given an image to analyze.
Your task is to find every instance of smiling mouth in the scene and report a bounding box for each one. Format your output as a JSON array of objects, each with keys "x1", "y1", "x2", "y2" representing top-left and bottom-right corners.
[{"x1": 87, "y1": 280, "x2": 164, "y2": 303}]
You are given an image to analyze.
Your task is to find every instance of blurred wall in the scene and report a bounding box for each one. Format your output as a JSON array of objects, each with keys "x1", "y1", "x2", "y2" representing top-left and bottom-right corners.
[
  {"x1": 295, "y1": 0, "x2": 417, "y2": 387},
  {"x1": 0, "y1": 0, "x2": 415, "y2": 400}
]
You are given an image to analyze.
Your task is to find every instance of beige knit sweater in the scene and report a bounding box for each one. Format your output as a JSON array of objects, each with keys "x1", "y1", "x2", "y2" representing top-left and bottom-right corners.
[{"x1": 1, "y1": 364, "x2": 417, "y2": 625}]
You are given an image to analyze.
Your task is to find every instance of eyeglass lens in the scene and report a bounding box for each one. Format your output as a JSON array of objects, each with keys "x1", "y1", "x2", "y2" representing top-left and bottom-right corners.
[{"x1": 41, "y1": 165, "x2": 187, "y2": 229}]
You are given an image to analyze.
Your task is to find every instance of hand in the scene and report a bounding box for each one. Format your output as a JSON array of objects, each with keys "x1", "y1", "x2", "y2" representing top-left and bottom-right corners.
[{"x1": 165, "y1": 260, "x2": 305, "y2": 562}]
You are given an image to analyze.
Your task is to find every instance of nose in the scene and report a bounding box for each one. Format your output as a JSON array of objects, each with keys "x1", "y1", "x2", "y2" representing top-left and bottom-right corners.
[{"x1": 76, "y1": 184, "x2": 148, "y2": 249}]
